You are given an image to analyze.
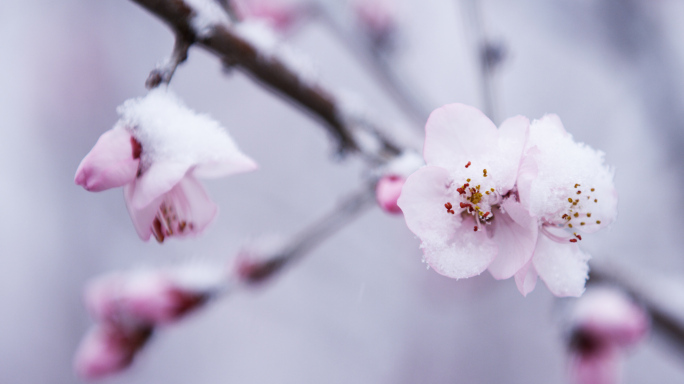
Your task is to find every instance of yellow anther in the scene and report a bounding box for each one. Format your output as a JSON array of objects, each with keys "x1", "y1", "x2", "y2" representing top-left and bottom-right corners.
[
  {"x1": 568, "y1": 224, "x2": 573, "y2": 228},
  {"x1": 574, "y1": 213, "x2": 579, "y2": 218},
  {"x1": 467, "y1": 178, "x2": 471, "y2": 182},
  {"x1": 483, "y1": 169, "x2": 488, "y2": 177},
  {"x1": 580, "y1": 222, "x2": 585, "y2": 226},
  {"x1": 591, "y1": 188, "x2": 595, "y2": 192},
  {"x1": 574, "y1": 183, "x2": 580, "y2": 188},
  {"x1": 568, "y1": 198, "x2": 573, "y2": 203},
  {"x1": 587, "y1": 213, "x2": 592, "y2": 217},
  {"x1": 596, "y1": 220, "x2": 601, "y2": 224},
  {"x1": 594, "y1": 199, "x2": 598, "y2": 203}
]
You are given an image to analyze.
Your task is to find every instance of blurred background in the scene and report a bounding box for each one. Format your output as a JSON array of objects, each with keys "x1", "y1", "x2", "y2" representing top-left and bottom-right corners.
[{"x1": 2, "y1": 0, "x2": 684, "y2": 382}]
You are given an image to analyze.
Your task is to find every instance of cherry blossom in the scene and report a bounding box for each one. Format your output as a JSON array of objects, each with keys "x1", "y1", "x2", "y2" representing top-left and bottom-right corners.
[
  {"x1": 75, "y1": 88, "x2": 257, "y2": 242},
  {"x1": 398, "y1": 104, "x2": 617, "y2": 297},
  {"x1": 74, "y1": 263, "x2": 225, "y2": 379},
  {"x1": 397, "y1": 103, "x2": 534, "y2": 279},
  {"x1": 515, "y1": 115, "x2": 618, "y2": 297},
  {"x1": 566, "y1": 287, "x2": 648, "y2": 384}
]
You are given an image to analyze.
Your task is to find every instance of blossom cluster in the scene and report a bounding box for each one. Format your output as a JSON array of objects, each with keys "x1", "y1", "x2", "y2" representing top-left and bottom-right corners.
[
  {"x1": 398, "y1": 104, "x2": 617, "y2": 297},
  {"x1": 74, "y1": 264, "x2": 225, "y2": 379}
]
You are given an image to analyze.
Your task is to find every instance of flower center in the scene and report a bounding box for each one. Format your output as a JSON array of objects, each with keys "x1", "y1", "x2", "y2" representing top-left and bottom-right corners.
[
  {"x1": 554, "y1": 183, "x2": 604, "y2": 243},
  {"x1": 151, "y1": 201, "x2": 195, "y2": 243},
  {"x1": 444, "y1": 161, "x2": 500, "y2": 232}
]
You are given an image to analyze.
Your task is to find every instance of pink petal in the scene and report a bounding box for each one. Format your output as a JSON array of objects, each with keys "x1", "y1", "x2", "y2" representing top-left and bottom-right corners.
[
  {"x1": 73, "y1": 325, "x2": 151, "y2": 380},
  {"x1": 192, "y1": 151, "x2": 259, "y2": 179},
  {"x1": 125, "y1": 174, "x2": 218, "y2": 242},
  {"x1": 423, "y1": 104, "x2": 498, "y2": 168},
  {"x1": 496, "y1": 115, "x2": 529, "y2": 192},
  {"x1": 124, "y1": 183, "x2": 160, "y2": 241},
  {"x1": 516, "y1": 146, "x2": 540, "y2": 213},
  {"x1": 487, "y1": 198, "x2": 538, "y2": 280},
  {"x1": 533, "y1": 230, "x2": 590, "y2": 297},
  {"x1": 375, "y1": 175, "x2": 405, "y2": 214},
  {"x1": 570, "y1": 348, "x2": 620, "y2": 384},
  {"x1": 128, "y1": 162, "x2": 190, "y2": 210},
  {"x1": 514, "y1": 259, "x2": 538, "y2": 297},
  {"x1": 422, "y1": 215, "x2": 497, "y2": 279},
  {"x1": 397, "y1": 166, "x2": 461, "y2": 242},
  {"x1": 75, "y1": 128, "x2": 139, "y2": 192}
]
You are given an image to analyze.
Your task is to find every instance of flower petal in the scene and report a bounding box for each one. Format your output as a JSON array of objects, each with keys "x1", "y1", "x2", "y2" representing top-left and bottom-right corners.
[
  {"x1": 192, "y1": 151, "x2": 258, "y2": 179},
  {"x1": 128, "y1": 162, "x2": 190, "y2": 210},
  {"x1": 75, "y1": 128, "x2": 139, "y2": 192},
  {"x1": 514, "y1": 259, "x2": 538, "y2": 297},
  {"x1": 533, "y1": 231, "x2": 590, "y2": 297},
  {"x1": 423, "y1": 104, "x2": 498, "y2": 168},
  {"x1": 422, "y1": 215, "x2": 497, "y2": 279},
  {"x1": 487, "y1": 198, "x2": 538, "y2": 280},
  {"x1": 494, "y1": 115, "x2": 529, "y2": 192},
  {"x1": 124, "y1": 183, "x2": 162, "y2": 241},
  {"x1": 166, "y1": 175, "x2": 218, "y2": 237},
  {"x1": 397, "y1": 165, "x2": 461, "y2": 243}
]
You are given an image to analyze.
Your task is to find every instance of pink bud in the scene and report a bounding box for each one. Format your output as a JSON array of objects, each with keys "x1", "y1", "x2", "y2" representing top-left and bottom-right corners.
[
  {"x1": 74, "y1": 324, "x2": 152, "y2": 380},
  {"x1": 376, "y1": 175, "x2": 405, "y2": 214},
  {"x1": 75, "y1": 128, "x2": 140, "y2": 192}
]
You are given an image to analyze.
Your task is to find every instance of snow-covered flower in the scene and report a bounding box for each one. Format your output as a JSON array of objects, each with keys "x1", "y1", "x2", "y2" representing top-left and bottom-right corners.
[
  {"x1": 75, "y1": 88, "x2": 257, "y2": 242},
  {"x1": 566, "y1": 287, "x2": 648, "y2": 384},
  {"x1": 74, "y1": 263, "x2": 225, "y2": 379},
  {"x1": 398, "y1": 104, "x2": 617, "y2": 297},
  {"x1": 397, "y1": 104, "x2": 535, "y2": 280},
  {"x1": 514, "y1": 115, "x2": 618, "y2": 297}
]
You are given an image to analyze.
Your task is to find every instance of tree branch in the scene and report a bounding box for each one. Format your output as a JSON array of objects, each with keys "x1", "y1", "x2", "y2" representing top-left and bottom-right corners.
[{"x1": 130, "y1": 0, "x2": 401, "y2": 159}]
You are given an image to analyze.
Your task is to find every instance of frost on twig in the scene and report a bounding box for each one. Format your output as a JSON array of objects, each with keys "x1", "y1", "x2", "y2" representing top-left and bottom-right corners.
[
  {"x1": 129, "y1": 0, "x2": 402, "y2": 160},
  {"x1": 146, "y1": 34, "x2": 192, "y2": 89},
  {"x1": 236, "y1": 184, "x2": 376, "y2": 285}
]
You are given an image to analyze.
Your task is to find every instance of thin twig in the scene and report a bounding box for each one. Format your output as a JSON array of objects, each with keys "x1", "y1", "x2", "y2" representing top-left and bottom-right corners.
[
  {"x1": 145, "y1": 33, "x2": 192, "y2": 88},
  {"x1": 130, "y1": 0, "x2": 401, "y2": 160},
  {"x1": 315, "y1": 2, "x2": 432, "y2": 128},
  {"x1": 236, "y1": 184, "x2": 376, "y2": 284},
  {"x1": 460, "y1": 0, "x2": 499, "y2": 123}
]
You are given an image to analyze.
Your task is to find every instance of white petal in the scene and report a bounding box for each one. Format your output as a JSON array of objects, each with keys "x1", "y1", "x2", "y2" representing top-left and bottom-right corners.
[{"x1": 533, "y1": 233, "x2": 590, "y2": 297}]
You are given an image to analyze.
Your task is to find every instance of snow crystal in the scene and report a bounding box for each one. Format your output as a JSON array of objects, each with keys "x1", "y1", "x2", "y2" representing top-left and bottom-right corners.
[
  {"x1": 116, "y1": 88, "x2": 247, "y2": 174},
  {"x1": 234, "y1": 20, "x2": 318, "y2": 83},
  {"x1": 185, "y1": 0, "x2": 231, "y2": 37}
]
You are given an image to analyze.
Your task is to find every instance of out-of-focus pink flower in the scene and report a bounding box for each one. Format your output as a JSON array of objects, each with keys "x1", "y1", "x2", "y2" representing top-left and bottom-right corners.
[
  {"x1": 398, "y1": 103, "x2": 534, "y2": 280},
  {"x1": 376, "y1": 175, "x2": 405, "y2": 214},
  {"x1": 74, "y1": 263, "x2": 225, "y2": 379},
  {"x1": 514, "y1": 115, "x2": 618, "y2": 297},
  {"x1": 352, "y1": 0, "x2": 397, "y2": 43},
  {"x1": 74, "y1": 324, "x2": 152, "y2": 380},
  {"x1": 567, "y1": 287, "x2": 649, "y2": 384},
  {"x1": 233, "y1": 0, "x2": 304, "y2": 32},
  {"x1": 75, "y1": 88, "x2": 257, "y2": 242}
]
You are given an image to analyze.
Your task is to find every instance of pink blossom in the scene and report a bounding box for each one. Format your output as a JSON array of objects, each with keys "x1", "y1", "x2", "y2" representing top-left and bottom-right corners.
[
  {"x1": 233, "y1": 0, "x2": 304, "y2": 32},
  {"x1": 74, "y1": 324, "x2": 152, "y2": 380},
  {"x1": 75, "y1": 89, "x2": 257, "y2": 242},
  {"x1": 376, "y1": 175, "x2": 405, "y2": 214},
  {"x1": 567, "y1": 288, "x2": 648, "y2": 384},
  {"x1": 352, "y1": 0, "x2": 397, "y2": 42},
  {"x1": 514, "y1": 115, "x2": 618, "y2": 297},
  {"x1": 397, "y1": 103, "x2": 534, "y2": 280},
  {"x1": 74, "y1": 263, "x2": 225, "y2": 379}
]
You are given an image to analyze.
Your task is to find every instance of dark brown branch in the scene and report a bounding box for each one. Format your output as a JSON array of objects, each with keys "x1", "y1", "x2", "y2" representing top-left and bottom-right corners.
[{"x1": 130, "y1": 0, "x2": 401, "y2": 158}]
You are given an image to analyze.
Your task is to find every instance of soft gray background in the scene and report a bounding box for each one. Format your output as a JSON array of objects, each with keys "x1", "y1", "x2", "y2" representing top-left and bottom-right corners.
[{"x1": 2, "y1": 0, "x2": 684, "y2": 383}]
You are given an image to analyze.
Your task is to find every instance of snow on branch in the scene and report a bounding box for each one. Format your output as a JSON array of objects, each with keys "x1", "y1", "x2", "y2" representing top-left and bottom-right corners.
[{"x1": 130, "y1": 0, "x2": 401, "y2": 160}]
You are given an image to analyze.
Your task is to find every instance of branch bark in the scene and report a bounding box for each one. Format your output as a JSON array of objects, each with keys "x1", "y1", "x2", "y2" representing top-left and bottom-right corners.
[{"x1": 130, "y1": 0, "x2": 401, "y2": 159}]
